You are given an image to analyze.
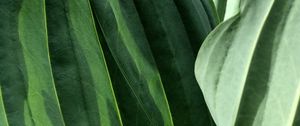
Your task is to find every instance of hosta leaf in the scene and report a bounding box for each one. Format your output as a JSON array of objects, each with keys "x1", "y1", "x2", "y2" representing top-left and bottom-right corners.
[
  {"x1": 0, "y1": 0, "x2": 64, "y2": 125},
  {"x1": 46, "y1": 0, "x2": 122, "y2": 125},
  {"x1": 91, "y1": 0, "x2": 173, "y2": 125},
  {"x1": 0, "y1": 85, "x2": 9, "y2": 126},
  {"x1": 195, "y1": 0, "x2": 300, "y2": 126},
  {"x1": 132, "y1": 0, "x2": 215, "y2": 125}
]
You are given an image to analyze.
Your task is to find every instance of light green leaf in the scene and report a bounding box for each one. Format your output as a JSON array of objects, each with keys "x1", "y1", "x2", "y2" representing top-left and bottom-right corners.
[
  {"x1": 223, "y1": 0, "x2": 240, "y2": 20},
  {"x1": 195, "y1": 0, "x2": 300, "y2": 126},
  {"x1": 213, "y1": 0, "x2": 240, "y2": 21},
  {"x1": 46, "y1": 0, "x2": 122, "y2": 125},
  {"x1": 0, "y1": 0, "x2": 65, "y2": 125}
]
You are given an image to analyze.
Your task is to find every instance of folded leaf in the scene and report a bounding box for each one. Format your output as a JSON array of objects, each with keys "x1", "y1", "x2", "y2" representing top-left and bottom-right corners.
[
  {"x1": 0, "y1": 0, "x2": 64, "y2": 125},
  {"x1": 195, "y1": 0, "x2": 300, "y2": 126},
  {"x1": 46, "y1": 0, "x2": 122, "y2": 125}
]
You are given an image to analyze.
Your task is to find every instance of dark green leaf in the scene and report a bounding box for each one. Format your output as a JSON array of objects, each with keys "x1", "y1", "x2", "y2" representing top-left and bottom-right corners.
[
  {"x1": 0, "y1": 0, "x2": 65, "y2": 125},
  {"x1": 132, "y1": 0, "x2": 215, "y2": 125},
  {"x1": 46, "y1": 0, "x2": 122, "y2": 125},
  {"x1": 173, "y1": 0, "x2": 216, "y2": 54},
  {"x1": 91, "y1": 0, "x2": 173, "y2": 125}
]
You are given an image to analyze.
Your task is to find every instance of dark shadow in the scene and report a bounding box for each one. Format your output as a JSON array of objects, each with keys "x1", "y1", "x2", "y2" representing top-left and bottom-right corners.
[{"x1": 293, "y1": 101, "x2": 300, "y2": 125}]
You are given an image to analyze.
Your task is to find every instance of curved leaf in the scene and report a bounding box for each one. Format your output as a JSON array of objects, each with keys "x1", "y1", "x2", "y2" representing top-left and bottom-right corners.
[
  {"x1": 46, "y1": 0, "x2": 122, "y2": 125},
  {"x1": 195, "y1": 0, "x2": 300, "y2": 126},
  {"x1": 0, "y1": 0, "x2": 65, "y2": 125},
  {"x1": 223, "y1": 0, "x2": 240, "y2": 20},
  {"x1": 212, "y1": 0, "x2": 240, "y2": 21},
  {"x1": 91, "y1": 0, "x2": 173, "y2": 125}
]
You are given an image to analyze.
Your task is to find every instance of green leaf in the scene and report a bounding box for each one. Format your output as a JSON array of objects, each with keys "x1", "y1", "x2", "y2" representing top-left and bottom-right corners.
[
  {"x1": 132, "y1": 0, "x2": 215, "y2": 125},
  {"x1": 173, "y1": 0, "x2": 217, "y2": 54},
  {"x1": 212, "y1": 0, "x2": 226, "y2": 20},
  {"x1": 91, "y1": 0, "x2": 173, "y2": 125},
  {"x1": 96, "y1": 28, "x2": 137, "y2": 126},
  {"x1": 212, "y1": 0, "x2": 240, "y2": 21},
  {"x1": 200, "y1": 0, "x2": 220, "y2": 27},
  {"x1": 195, "y1": 0, "x2": 300, "y2": 125},
  {"x1": 0, "y1": 0, "x2": 65, "y2": 125},
  {"x1": 223, "y1": 0, "x2": 240, "y2": 20},
  {"x1": 0, "y1": 85, "x2": 9, "y2": 126},
  {"x1": 46, "y1": 0, "x2": 122, "y2": 125}
]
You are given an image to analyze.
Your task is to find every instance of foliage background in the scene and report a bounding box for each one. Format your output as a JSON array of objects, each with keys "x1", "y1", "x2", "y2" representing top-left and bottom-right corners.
[{"x1": 0, "y1": 0, "x2": 218, "y2": 125}]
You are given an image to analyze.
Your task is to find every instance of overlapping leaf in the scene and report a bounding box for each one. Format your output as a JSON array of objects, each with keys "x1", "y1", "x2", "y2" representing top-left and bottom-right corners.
[
  {"x1": 212, "y1": 0, "x2": 240, "y2": 21},
  {"x1": 195, "y1": 0, "x2": 300, "y2": 125},
  {"x1": 0, "y1": 0, "x2": 222, "y2": 125}
]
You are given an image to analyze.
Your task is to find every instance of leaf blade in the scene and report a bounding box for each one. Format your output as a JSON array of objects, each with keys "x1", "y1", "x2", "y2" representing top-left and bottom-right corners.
[
  {"x1": 195, "y1": 0, "x2": 300, "y2": 126},
  {"x1": 132, "y1": 0, "x2": 215, "y2": 125},
  {"x1": 0, "y1": 0, "x2": 65, "y2": 125},
  {"x1": 91, "y1": 0, "x2": 174, "y2": 125},
  {"x1": 46, "y1": 0, "x2": 123, "y2": 125}
]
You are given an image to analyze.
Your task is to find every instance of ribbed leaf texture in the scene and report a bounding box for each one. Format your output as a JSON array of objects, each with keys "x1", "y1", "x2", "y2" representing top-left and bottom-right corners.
[
  {"x1": 195, "y1": 0, "x2": 300, "y2": 126},
  {"x1": 0, "y1": 0, "x2": 217, "y2": 125},
  {"x1": 0, "y1": 0, "x2": 65, "y2": 125},
  {"x1": 46, "y1": 0, "x2": 122, "y2": 125}
]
